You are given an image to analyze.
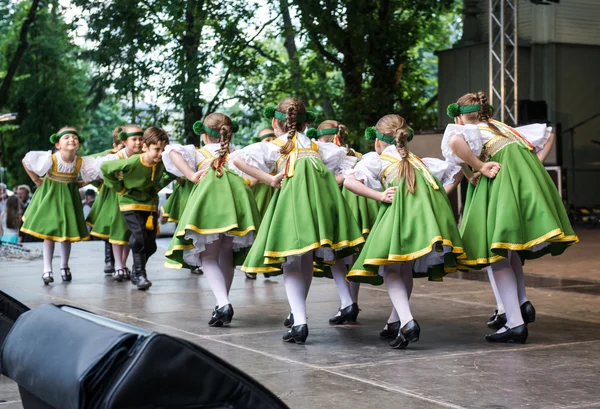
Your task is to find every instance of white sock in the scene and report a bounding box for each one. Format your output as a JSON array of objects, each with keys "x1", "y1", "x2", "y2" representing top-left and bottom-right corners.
[
  {"x1": 218, "y1": 236, "x2": 235, "y2": 294},
  {"x1": 112, "y1": 244, "x2": 124, "y2": 270},
  {"x1": 122, "y1": 245, "x2": 131, "y2": 268},
  {"x1": 201, "y1": 235, "x2": 230, "y2": 308},
  {"x1": 510, "y1": 251, "x2": 529, "y2": 305},
  {"x1": 59, "y1": 242, "x2": 71, "y2": 269},
  {"x1": 388, "y1": 308, "x2": 400, "y2": 324},
  {"x1": 283, "y1": 252, "x2": 313, "y2": 326},
  {"x1": 332, "y1": 259, "x2": 353, "y2": 309},
  {"x1": 381, "y1": 263, "x2": 414, "y2": 327},
  {"x1": 349, "y1": 281, "x2": 360, "y2": 304},
  {"x1": 487, "y1": 266, "x2": 506, "y2": 314},
  {"x1": 43, "y1": 240, "x2": 54, "y2": 272},
  {"x1": 490, "y1": 258, "x2": 525, "y2": 332}
]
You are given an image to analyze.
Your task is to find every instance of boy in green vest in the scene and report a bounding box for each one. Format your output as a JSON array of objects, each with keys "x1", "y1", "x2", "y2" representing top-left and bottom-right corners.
[{"x1": 101, "y1": 127, "x2": 172, "y2": 290}]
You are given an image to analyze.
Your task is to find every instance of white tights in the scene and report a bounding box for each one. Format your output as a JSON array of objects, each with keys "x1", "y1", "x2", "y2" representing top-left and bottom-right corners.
[
  {"x1": 488, "y1": 251, "x2": 529, "y2": 314},
  {"x1": 381, "y1": 262, "x2": 415, "y2": 327},
  {"x1": 283, "y1": 252, "x2": 314, "y2": 326},
  {"x1": 200, "y1": 235, "x2": 234, "y2": 308},
  {"x1": 112, "y1": 244, "x2": 131, "y2": 270},
  {"x1": 43, "y1": 240, "x2": 71, "y2": 272},
  {"x1": 488, "y1": 252, "x2": 526, "y2": 332},
  {"x1": 332, "y1": 259, "x2": 360, "y2": 310}
]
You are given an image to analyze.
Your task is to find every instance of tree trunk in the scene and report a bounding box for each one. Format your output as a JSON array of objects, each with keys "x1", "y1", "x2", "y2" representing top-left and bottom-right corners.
[
  {"x1": 280, "y1": 0, "x2": 307, "y2": 104},
  {"x1": 182, "y1": 0, "x2": 206, "y2": 145},
  {"x1": 0, "y1": 0, "x2": 41, "y2": 109}
]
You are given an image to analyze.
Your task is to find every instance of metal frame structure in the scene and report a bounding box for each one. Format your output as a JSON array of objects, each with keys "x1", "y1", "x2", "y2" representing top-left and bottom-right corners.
[{"x1": 489, "y1": 0, "x2": 518, "y2": 125}]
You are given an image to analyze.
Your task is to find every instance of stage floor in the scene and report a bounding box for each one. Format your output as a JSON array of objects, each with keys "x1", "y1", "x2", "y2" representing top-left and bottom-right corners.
[{"x1": 1, "y1": 228, "x2": 599, "y2": 409}]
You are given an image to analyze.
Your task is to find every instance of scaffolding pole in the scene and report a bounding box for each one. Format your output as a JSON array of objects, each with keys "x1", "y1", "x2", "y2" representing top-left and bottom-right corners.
[{"x1": 489, "y1": 0, "x2": 518, "y2": 125}]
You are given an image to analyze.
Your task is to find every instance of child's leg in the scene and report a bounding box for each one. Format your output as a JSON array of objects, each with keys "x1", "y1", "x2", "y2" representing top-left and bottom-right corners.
[
  {"x1": 104, "y1": 240, "x2": 114, "y2": 273},
  {"x1": 144, "y1": 212, "x2": 158, "y2": 260},
  {"x1": 43, "y1": 239, "x2": 54, "y2": 272},
  {"x1": 218, "y1": 235, "x2": 235, "y2": 295},
  {"x1": 489, "y1": 258, "x2": 524, "y2": 332},
  {"x1": 487, "y1": 266, "x2": 506, "y2": 314},
  {"x1": 201, "y1": 235, "x2": 230, "y2": 308},
  {"x1": 59, "y1": 242, "x2": 71, "y2": 269},
  {"x1": 349, "y1": 281, "x2": 360, "y2": 304},
  {"x1": 381, "y1": 263, "x2": 414, "y2": 327},
  {"x1": 283, "y1": 252, "x2": 313, "y2": 326},
  {"x1": 332, "y1": 259, "x2": 353, "y2": 309},
  {"x1": 112, "y1": 244, "x2": 124, "y2": 271},
  {"x1": 510, "y1": 251, "x2": 529, "y2": 305},
  {"x1": 122, "y1": 245, "x2": 131, "y2": 268}
]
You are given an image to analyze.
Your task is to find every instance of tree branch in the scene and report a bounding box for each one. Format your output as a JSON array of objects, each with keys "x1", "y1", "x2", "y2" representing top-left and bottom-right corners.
[
  {"x1": 204, "y1": 66, "x2": 232, "y2": 116},
  {"x1": 0, "y1": 0, "x2": 41, "y2": 108}
]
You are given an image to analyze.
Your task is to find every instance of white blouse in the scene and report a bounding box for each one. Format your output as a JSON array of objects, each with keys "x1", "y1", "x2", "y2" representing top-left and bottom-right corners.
[
  {"x1": 346, "y1": 145, "x2": 461, "y2": 191},
  {"x1": 23, "y1": 151, "x2": 99, "y2": 182},
  {"x1": 441, "y1": 122, "x2": 552, "y2": 165},
  {"x1": 229, "y1": 133, "x2": 357, "y2": 176},
  {"x1": 162, "y1": 143, "x2": 222, "y2": 177}
]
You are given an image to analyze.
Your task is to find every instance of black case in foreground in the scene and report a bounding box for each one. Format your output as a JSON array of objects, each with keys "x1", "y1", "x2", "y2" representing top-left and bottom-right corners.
[{"x1": 1, "y1": 302, "x2": 289, "y2": 409}]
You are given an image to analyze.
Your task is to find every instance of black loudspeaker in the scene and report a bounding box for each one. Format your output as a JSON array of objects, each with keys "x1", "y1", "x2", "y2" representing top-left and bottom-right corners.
[
  {"x1": 1, "y1": 304, "x2": 289, "y2": 409},
  {"x1": 0, "y1": 290, "x2": 30, "y2": 363},
  {"x1": 518, "y1": 100, "x2": 548, "y2": 125}
]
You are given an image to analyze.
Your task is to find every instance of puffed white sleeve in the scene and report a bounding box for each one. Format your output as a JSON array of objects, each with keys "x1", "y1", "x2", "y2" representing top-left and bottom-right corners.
[
  {"x1": 515, "y1": 123, "x2": 552, "y2": 152},
  {"x1": 229, "y1": 142, "x2": 279, "y2": 175},
  {"x1": 344, "y1": 152, "x2": 383, "y2": 191},
  {"x1": 162, "y1": 144, "x2": 197, "y2": 177},
  {"x1": 421, "y1": 157, "x2": 461, "y2": 187},
  {"x1": 22, "y1": 151, "x2": 53, "y2": 176},
  {"x1": 316, "y1": 142, "x2": 358, "y2": 174},
  {"x1": 441, "y1": 124, "x2": 484, "y2": 164},
  {"x1": 79, "y1": 156, "x2": 104, "y2": 182}
]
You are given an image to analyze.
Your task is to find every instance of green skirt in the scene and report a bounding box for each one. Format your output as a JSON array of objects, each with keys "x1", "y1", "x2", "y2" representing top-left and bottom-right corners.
[
  {"x1": 87, "y1": 186, "x2": 130, "y2": 244},
  {"x1": 348, "y1": 172, "x2": 464, "y2": 286},
  {"x1": 161, "y1": 179, "x2": 193, "y2": 223},
  {"x1": 458, "y1": 143, "x2": 578, "y2": 270},
  {"x1": 21, "y1": 179, "x2": 89, "y2": 242},
  {"x1": 85, "y1": 184, "x2": 108, "y2": 227},
  {"x1": 164, "y1": 169, "x2": 261, "y2": 270},
  {"x1": 252, "y1": 182, "x2": 275, "y2": 219},
  {"x1": 242, "y1": 158, "x2": 365, "y2": 275},
  {"x1": 341, "y1": 186, "x2": 380, "y2": 236}
]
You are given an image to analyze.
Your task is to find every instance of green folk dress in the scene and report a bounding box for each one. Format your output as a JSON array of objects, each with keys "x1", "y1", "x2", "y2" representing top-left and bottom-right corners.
[
  {"x1": 21, "y1": 151, "x2": 97, "y2": 242},
  {"x1": 160, "y1": 179, "x2": 194, "y2": 224},
  {"x1": 441, "y1": 120, "x2": 578, "y2": 270},
  {"x1": 347, "y1": 148, "x2": 465, "y2": 286},
  {"x1": 162, "y1": 144, "x2": 261, "y2": 270},
  {"x1": 87, "y1": 149, "x2": 131, "y2": 244},
  {"x1": 236, "y1": 134, "x2": 365, "y2": 276}
]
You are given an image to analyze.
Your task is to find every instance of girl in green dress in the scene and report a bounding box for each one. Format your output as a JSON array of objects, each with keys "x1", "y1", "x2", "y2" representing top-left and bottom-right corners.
[
  {"x1": 244, "y1": 128, "x2": 277, "y2": 280},
  {"x1": 443, "y1": 91, "x2": 578, "y2": 343},
  {"x1": 307, "y1": 120, "x2": 379, "y2": 325},
  {"x1": 164, "y1": 113, "x2": 261, "y2": 327},
  {"x1": 231, "y1": 98, "x2": 364, "y2": 344},
  {"x1": 344, "y1": 114, "x2": 464, "y2": 349},
  {"x1": 21, "y1": 127, "x2": 100, "y2": 285},
  {"x1": 90, "y1": 125, "x2": 144, "y2": 281}
]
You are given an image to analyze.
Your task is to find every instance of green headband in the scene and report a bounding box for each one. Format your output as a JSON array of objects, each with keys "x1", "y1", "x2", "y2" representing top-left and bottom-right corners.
[
  {"x1": 305, "y1": 127, "x2": 338, "y2": 139},
  {"x1": 118, "y1": 131, "x2": 143, "y2": 141},
  {"x1": 193, "y1": 120, "x2": 240, "y2": 138},
  {"x1": 49, "y1": 130, "x2": 81, "y2": 144},
  {"x1": 365, "y1": 126, "x2": 415, "y2": 144},
  {"x1": 263, "y1": 106, "x2": 317, "y2": 124},
  {"x1": 446, "y1": 103, "x2": 495, "y2": 118}
]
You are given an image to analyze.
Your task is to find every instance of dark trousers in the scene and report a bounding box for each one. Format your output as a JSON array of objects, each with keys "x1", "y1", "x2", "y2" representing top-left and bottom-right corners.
[{"x1": 122, "y1": 211, "x2": 158, "y2": 261}]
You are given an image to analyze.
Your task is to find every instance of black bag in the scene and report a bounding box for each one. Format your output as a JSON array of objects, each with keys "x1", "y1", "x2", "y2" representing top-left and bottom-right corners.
[{"x1": 1, "y1": 304, "x2": 289, "y2": 409}]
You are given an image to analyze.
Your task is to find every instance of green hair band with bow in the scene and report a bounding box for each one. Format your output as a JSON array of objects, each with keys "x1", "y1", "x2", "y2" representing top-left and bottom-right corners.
[
  {"x1": 446, "y1": 103, "x2": 495, "y2": 118},
  {"x1": 364, "y1": 126, "x2": 414, "y2": 144},
  {"x1": 251, "y1": 132, "x2": 275, "y2": 144},
  {"x1": 305, "y1": 127, "x2": 338, "y2": 139},
  {"x1": 193, "y1": 120, "x2": 240, "y2": 137},
  {"x1": 263, "y1": 106, "x2": 316, "y2": 124},
  {"x1": 49, "y1": 130, "x2": 82, "y2": 144},
  {"x1": 118, "y1": 131, "x2": 144, "y2": 141}
]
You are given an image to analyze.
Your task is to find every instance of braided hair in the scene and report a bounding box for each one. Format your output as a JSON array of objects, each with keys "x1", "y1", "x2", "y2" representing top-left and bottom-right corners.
[
  {"x1": 376, "y1": 114, "x2": 416, "y2": 194},
  {"x1": 204, "y1": 113, "x2": 233, "y2": 177},
  {"x1": 456, "y1": 91, "x2": 503, "y2": 136},
  {"x1": 274, "y1": 98, "x2": 308, "y2": 155}
]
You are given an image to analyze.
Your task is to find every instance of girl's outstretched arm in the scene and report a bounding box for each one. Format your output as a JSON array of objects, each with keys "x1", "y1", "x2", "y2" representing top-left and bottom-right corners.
[{"x1": 344, "y1": 174, "x2": 396, "y2": 203}]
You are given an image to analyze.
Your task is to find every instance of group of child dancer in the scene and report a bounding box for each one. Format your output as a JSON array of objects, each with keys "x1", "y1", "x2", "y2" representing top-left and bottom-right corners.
[{"x1": 20, "y1": 91, "x2": 578, "y2": 347}]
